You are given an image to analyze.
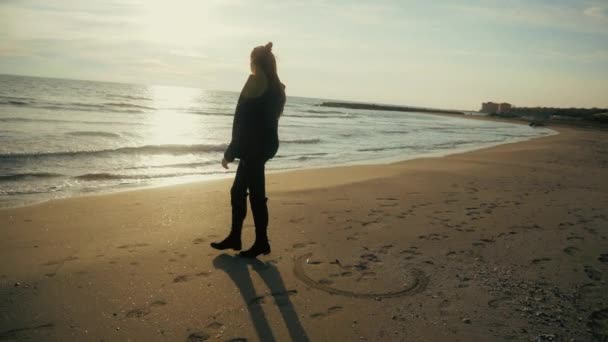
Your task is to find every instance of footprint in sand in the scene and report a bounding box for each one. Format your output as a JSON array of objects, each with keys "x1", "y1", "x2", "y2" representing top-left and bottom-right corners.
[
  {"x1": 418, "y1": 233, "x2": 447, "y2": 241},
  {"x1": 151, "y1": 300, "x2": 167, "y2": 307},
  {"x1": 173, "y1": 275, "x2": 190, "y2": 283},
  {"x1": 248, "y1": 295, "x2": 266, "y2": 306},
  {"x1": 117, "y1": 243, "x2": 149, "y2": 249},
  {"x1": 173, "y1": 271, "x2": 210, "y2": 283},
  {"x1": 584, "y1": 266, "x2": 602, "y2": 281},
  {"x1": 310, "y1": 306, "x2": 344, "y2": 319},
  {"x1": 488, "y1": 297, "x2": 510, "y2": 309},
  {"x1": 531, "y1": 257, "x2": 551, "y2": 265},
  {"x1": 579, "y1": 283, "x2": 600, "y2": 296},
  {"x1": 563, "y1": 246, "x2": 580, "y2": 255},
  {"x1": 585, "y1": 227, "x2": 598, "y2": 235},
  {"x1": 192, "y1": 238, "x2": 206, "y2": 245},
  {"x1": 125, "y1": 308, "x2": 151, "y2": 318},
  {"x1": 271, "y1": 289, "x2": 298, "y2": 298},
  {"x1": 289, "y1": 217, "x2": 305, "y2": 223},
  {"x1": 306, "y1": 259, "x2": 322, "y2": 265},
  {"x1": 187, "y1": 331, "x2": 210, "y2": 341},
  {"x1": 42, "y1": 256, "x2": 79, "y2": 266},
  {"x1": 206, "y1": 321, "x2": 224, "y2": 330},
  {"x1": 360, "y1": 253, "x2": 381, "y2": 263},
  {"x1": 438, "y1": 299, "x2": 452, "y2": 316},
  {"x1": 588, "y1": 308, "x2": 608, "y2": 341},
  {"x1": 377, "y1": 245, "x2": 394, "y2": 254},
  {"x1": 401, "y1": 247, "x2": 422, "y2": 260},
  {"x1": 247, "y1": 289, "x2": 297, "y2": 307},
  {"x1": 293, "y1": 241, "x2": 316, "y2": 249},
  {"x1": 0, "y1": 323, "x2": 55, "y2": 340},
  {"x1": 125, "y1": 298, "x2": 168, "y2": 319}
]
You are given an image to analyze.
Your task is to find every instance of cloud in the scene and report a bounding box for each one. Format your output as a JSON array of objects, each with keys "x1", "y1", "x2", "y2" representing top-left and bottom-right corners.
[
  {"x1": 447, "y1": 1, "x2": 608, "y2": 35},
  {"x1": 584, "y1": 5, "x2": 608, "y2": 21}
]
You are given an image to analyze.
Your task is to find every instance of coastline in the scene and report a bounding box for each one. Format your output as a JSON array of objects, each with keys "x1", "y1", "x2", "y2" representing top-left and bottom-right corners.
[
  {"x1": 0, "y1": 113, "x2": 556, "y2": 210},
  {"x1": 2, "y1": 121, "x2": 607, "y2": 341}
]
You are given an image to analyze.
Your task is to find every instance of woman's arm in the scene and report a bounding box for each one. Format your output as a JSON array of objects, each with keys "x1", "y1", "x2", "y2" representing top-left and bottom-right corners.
[
  {"x1": 224, "y1": 95, "x2": 244, "y2": 163},
  {"x1": 224, "y1": 75, "x2": 257, "y2": 162}
]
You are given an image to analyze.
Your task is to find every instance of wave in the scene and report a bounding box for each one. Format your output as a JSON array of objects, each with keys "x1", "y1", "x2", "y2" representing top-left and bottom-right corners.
[
  {"x1": 277, "y1": 152, "x2": 328, "y2": 161},
  {"x1": 0, "y1": 95, "x2": 36, "y2": 101},
  {"x1": 0, "y1": 172, "x2": 64, "y2": 182},
  {"x1": 1, "y1": 189, "x2": 55, "y2": 196},
  {"x1": 38, "y1": 104, "x2": 146, "y2": 114},
  {"x1": 187, "y1": 110, "x2": 233, "y2": 117},
  {"x1": 357, "y1": 145, "x2": 417, "y2": 152},
  {"x1": 0, "y1": 117, "x2": 145, "y2": 126},
  {"x1": 106, "y1": 94, "x2": 152, "y2": 101},
  {"x1": 432, "y1": 139, "x2": 505, "y2": 149},
  {"x1": 0, "y1": 143, "x2": 228, "y2": 159},
  {"x1": 357, "y1": 139, "x2": 507, "y2": 153},
  {"x1": 66, "y1": 131, "x2": 122, "y2": 138},
  {"x1": 381, "y1": 130, "x2": 409, "y2": 134},
  {"x1": 305, "y1": 109, "x2": 346, "y2": 114},
  {"x1": 7, "y1": 100, "x2": 28, "y2": 106},
  {"x1": 75, "y1": 173, "x2": 138, "y2": 181},
  {"x1": 103, "y1": 102, "x2": 156, "y2": 110},
  {"x1": 287, "y1": 113, "x2": 356, "y2": 119},
  {"x1": 74, "y1": 170, "x2": 226, "y2": 181},
  {"x1": 283, "y1": 138, "x2": 321, "y2": 144},
  {"x1": 123, "y1": 160, "x2": 218, "y2": 170},
  {"x1": 0, "y1": 97, "x2": 154, "y2": 113}
]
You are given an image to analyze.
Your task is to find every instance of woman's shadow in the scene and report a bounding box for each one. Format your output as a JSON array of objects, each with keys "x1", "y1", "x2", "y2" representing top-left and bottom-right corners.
[{"x1": 212, "y1": 254, "x2": 309, "y2": 342}]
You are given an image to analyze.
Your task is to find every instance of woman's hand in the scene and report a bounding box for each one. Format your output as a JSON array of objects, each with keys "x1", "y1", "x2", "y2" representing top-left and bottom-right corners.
[{"x1": 221, "y1": 158, "x2": 229, "y2": 169}]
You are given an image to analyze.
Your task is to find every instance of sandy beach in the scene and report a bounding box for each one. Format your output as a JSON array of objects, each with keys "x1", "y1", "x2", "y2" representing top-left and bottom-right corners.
[{"x1": 1, "y1": 123, "x2": 607, "y2": 341}]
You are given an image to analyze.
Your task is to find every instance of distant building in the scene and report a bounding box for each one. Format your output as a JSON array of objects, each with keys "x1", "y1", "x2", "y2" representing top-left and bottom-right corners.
[
  {"x1": 481, "y1": 102, "x2": 512, "y2": 114},
  {"x1": 481, "y1": 102, "x2": 500, "y2": 114}
]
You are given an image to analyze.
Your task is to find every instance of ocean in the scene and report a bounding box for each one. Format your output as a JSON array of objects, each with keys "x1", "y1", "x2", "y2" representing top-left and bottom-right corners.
[{"x1": 0, "y1": 74, "x2": 555, "y2": 208}]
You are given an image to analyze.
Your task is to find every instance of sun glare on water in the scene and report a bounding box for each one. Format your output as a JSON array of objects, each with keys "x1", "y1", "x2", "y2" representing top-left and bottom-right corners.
[{"x1": 145, "y1": 84, "x2": 205, "y2": 145}]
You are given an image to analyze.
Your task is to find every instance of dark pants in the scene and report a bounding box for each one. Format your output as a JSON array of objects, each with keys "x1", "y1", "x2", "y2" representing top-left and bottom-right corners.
[{"x1": 231, "y1": 159, "x2": 268, "y2": 240}]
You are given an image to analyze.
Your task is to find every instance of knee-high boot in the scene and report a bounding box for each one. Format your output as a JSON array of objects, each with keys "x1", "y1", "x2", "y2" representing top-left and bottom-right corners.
[
  {"x1": 239, "y1": 196, "x2": 270, "y2": 258},
  {"x1": 210, "y1": 188, "x2": 247, "y2": 251}
]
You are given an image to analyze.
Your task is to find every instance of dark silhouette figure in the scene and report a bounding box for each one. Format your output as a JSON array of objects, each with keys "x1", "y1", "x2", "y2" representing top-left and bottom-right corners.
[
  {"x1": 212, "y1": 254, "x2": 309, "y2": 341},
  {"x1": 211, "y1": 42, "x2": 286, "y2": 258}
]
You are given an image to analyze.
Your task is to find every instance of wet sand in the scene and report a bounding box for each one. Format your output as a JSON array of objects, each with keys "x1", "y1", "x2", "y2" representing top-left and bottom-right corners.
[{"x1": 1, "y1": 124, "x2": 607, "y2": 341}]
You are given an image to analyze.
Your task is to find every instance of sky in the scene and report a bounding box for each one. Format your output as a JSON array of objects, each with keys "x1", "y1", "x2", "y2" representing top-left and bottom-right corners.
[{"x1": 0, "y1": 0, "x2": 607, "y2": 110}]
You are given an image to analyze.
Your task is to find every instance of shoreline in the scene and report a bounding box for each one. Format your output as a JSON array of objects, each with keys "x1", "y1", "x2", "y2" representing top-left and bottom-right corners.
[
  {"x1": 1, "y1": 122, "x2": 607, "y2": 341},
  {"x1": 0, "y1": 113, "x2": 557, "y2": 211}
]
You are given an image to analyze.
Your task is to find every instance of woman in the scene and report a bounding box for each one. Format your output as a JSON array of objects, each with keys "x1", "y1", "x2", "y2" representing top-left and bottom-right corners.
[{"x1": 211, "y1": 42, "x2": 286, "y2": 258}]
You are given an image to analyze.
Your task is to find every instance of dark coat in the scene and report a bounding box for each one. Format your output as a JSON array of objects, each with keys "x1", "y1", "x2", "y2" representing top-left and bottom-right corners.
[{"x1": 224, "y1": 74, "x2": 283, "y2": 162}]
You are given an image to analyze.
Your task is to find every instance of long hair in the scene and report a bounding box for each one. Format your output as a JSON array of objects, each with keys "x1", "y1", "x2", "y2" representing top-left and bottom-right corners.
[{"x1": 250, "y1": 42, "x2": 286, "y2": 118}]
